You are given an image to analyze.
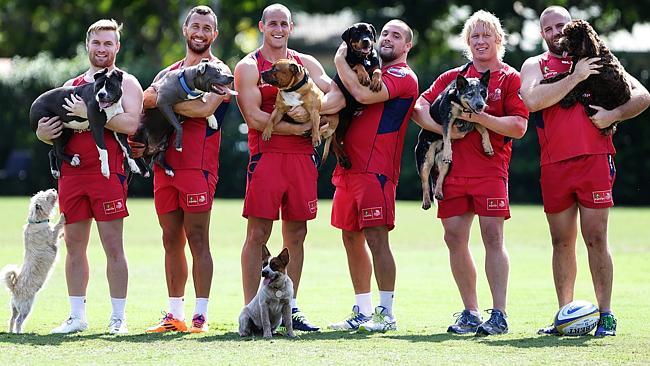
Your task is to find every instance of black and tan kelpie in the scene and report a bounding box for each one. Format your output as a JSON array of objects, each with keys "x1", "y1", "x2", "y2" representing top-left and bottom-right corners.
[{"x1": 415, "y1": 65, "x2": 492, "y2": 209}]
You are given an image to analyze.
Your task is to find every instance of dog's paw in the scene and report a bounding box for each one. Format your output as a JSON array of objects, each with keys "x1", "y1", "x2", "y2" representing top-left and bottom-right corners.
[
  {"x1": 484, "y1": 149, "x2": 494, "y2": 156},
  {"x1": 312, "y1": 137, "x2": 321, "y2": 147},
  {"x1": 175, "y1": 147, "x2": 183, "y2": 152},
  {"x1": 165, "y1": 169, "x2": 175, "y2": 177},
  {"x1": 207, "y1": 116, "x2": 219, "y2": 130},
  {"x1": 286, "y1": 331, "x2": 297, "y2": 338},
  {"x1": 262, "y1": 131, "x2": 272, "y2": 141},
  {"x1": 128, "y1": 159, "x2": 141, "y2": 174},
  {"x1": 51, "y1": 169, "x2": 61, "y2": 179},
  {"x1": 369, "y1": 79, "x2": 382, "y2": 92},
  {"x1": 422, "y1": 200, "x2": 431, "y2": 210},
  {"x1": 359, "y1": 75, "x2": 371, "y2": 86},
  {"x1": 434, "y1": 191, "x2": 444, "y2": 201},
  {"x1": 263, "y1": 332, "x2": 273, "y2": 339},
  {"x1": 71, "y1": 154, "x2": 81, "y2": 167}
]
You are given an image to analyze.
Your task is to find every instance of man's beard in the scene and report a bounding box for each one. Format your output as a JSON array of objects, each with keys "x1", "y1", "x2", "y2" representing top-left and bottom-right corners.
[
  {"x1": 379, "y1": 48, "x2": 397, "y2": 63},
  {"x1": 187, "y1": 38, "x2": 211, "y2": 54},
  {"x1": 546, "y1": 37, "x2": 564, "y2": 55},
  {"x1": 89, "y1": 54, "x2": 114, "y2": 68}
]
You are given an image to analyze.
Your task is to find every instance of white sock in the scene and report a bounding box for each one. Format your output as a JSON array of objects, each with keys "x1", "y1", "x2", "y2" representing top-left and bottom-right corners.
[
  {"x1": 70, "y1": 296, "x2": 86, "y2": 321},
  {"x1": 379, "y1": 291, "x2": 394, "y2": 316},
  {"x1": 290, "y1": 298, "x2": 298, "y2": 310},
  {"x1": 168, "y1": 297, "x2": 185, "y2": 321},
  {"x1": 355, "y1": 292, "x2": 373, "y2": 316},
  {"x1": 194, "y1": 298, "x2": 209, "y2": 319},
  {"x1": 110, "y1": 297, "x2": 126, "y2": 320},
  {"x1": 469, "y1": 309, "x2": 482, "y2": 319}
]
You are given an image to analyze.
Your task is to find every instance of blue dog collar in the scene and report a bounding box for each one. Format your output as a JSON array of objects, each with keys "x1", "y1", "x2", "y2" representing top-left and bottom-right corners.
[{"x1": 179, "y1": 71, "x2": 202, "y2": 98}]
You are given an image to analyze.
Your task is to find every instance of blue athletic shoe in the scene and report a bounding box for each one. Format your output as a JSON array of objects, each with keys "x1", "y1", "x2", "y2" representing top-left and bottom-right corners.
[
  {"x1": 475, "y1": 309, "x2": 508, "y2": 336},
  {"x1": 537, "y1": 324, "x2": 560, "y2": 336},
  {"x1": 327, "y1": 305, "x2": 372, "y2": 330},
  {"x1": 447, "y1": 310, "x2": 482, "y2": 334},
  {"x1": 594, "y1": 312, "x2": 617, "y2": 337},
  {"x1": 291, "y1": 308, "x2": 320, "y2": 332}
]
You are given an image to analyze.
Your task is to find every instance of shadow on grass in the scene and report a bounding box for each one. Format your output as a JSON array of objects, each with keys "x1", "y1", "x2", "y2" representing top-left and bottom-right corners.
[
  {"x1": 0, "y1": 331, "x2": 187, "y2": 345},
  {"x1": 196, "y1": 329, "x2": 376, "y2": 342},
  {"x1": 386, "y1": 332, "x2": 594, "y2": 348}
]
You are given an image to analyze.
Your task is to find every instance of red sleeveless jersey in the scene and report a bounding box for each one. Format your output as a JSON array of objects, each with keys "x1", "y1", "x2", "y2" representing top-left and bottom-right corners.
[
  {"x1": 420, "y1": 63, "x2": 529, "y2": 179},
  {"x1": 534, "y1": 52, "x2": 615, "y2": 165},
  {"x1": 61, "y1": 74, "x2": 125, "y2": 176},
  {"x1": 247, "y1": 49, "x2": 313, "y2": 155},
  {"x1": 160, "y1": 59, "x2": 228, "y2": 175}
]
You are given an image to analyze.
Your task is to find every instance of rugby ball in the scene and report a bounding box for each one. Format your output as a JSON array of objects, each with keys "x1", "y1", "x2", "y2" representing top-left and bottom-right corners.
[{"x1": 554, "y1": 300, "x2": 599, "y2": 336}]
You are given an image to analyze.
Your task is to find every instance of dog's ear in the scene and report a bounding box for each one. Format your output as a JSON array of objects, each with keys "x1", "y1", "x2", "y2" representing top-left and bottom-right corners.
[
  {"x1": 341, "y1": 27, "x2": 351, "y2": 43},
  {"x1": 369, "y1": 24, "x2": 377, "y2": 42},
  {"x1": 94, "y1": 68, "x2": 109, "y2": 80},
  {"x1": 455, "y1": 74, "x2": 468, "y2": 90},
  {"x1": 262, "y1": 245, "x2": 271, "y2": 259},
  {"x1": 480, "y1": 70, "x2": 490, "y2": 86},
  {"x1": 290, "y1": 63, "x2": 300, "y2": 75},
  {"x1": 34, "y1": 203, "x2": 41, "y2": 212},
  {"x1": 278, "y1": 247, "x2": 290, "y2": 266},
  {"x1": 198, "y1": 62, "x2": 207, "y2": 74},
  {"x1": 586, "y1": 26, "x2": 600, "y2": 56},
  {"x1": 114, "y1": 69, "x2": 123, "y2": 81}
]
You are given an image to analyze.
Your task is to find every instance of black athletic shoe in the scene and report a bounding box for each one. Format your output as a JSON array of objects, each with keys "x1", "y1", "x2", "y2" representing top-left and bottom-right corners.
[
  {"x1": 475, "y1": 309, "x2": 508, "y2": 336},
  {"x1": 447, "y1": 310, "x2": 482, "y2": 334},
  {"x1": 291, "y1": 308, "x2": 320, "y2": 332}
]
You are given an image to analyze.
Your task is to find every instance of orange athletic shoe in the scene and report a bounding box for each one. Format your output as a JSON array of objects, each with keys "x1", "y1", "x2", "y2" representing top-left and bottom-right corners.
[
  {"x1": 146, "y1": 312, "x2": 187, "y2": 333},
  {"x1": 189, "y1": 314, "x2": 209, "y2": 333}
]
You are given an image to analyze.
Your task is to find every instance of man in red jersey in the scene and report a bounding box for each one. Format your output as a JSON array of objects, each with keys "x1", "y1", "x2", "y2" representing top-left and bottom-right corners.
[
  {"x1": 412, "y1": 11, "x2": 528, "y2": 336},
  {"x1": 520, "y1": 6, "x2": 650, "y2": 337},
  {"x1": 234, "y1": 3, "x2": 343, "y2": 332},
  {"x1": 141, "y1": 6, "x2": 231, "y2": 334},
  {"x1": 35, "y1": 19, "x2": 143, "y2": 334},
  {"x1": 326, "y1": 19, "x2": 419, "y2": 333}
]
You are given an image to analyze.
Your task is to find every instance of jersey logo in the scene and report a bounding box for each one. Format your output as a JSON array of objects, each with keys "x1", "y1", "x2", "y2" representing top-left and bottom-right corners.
[
  {"x1": 187, "y1": 192, "x2": 208, "y2": 207},
  {"x1": 386, "y1": 67, "x2": 407, "y2": 78},
  {"x1": 593, "y1": 190, "x2": 612, "y2": 204},
  {"x1": 103, "y1": 199, "x2": 125, "y2": 215},
  {"x1": 308, "y1": 200, "x2": 318, "y2": 214},
  {"x1": 486, "y1": 198, "x2": 508, "y2": 210},
  {"x1": 490, "y1": 88, "x2": 502, "y2": 101},
  {"x1": 361, "y1": 207, "x2": 383, "y2": 220}
]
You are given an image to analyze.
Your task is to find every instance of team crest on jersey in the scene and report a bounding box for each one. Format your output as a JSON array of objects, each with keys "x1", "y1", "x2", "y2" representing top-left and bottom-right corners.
[
  {"x1": 103, "y1": 199, "x2": 125, "y2": 215},
  {"x1": 308, "y1": 200, "x2": 318, "y2": 214},
  {"x1": 361, "y1": 207, "x2": 383, "y2": 221},
  {"x1": 486, "y1": 198, "x2": 508, "y2": 210},
  {"x1": 592, "y1": 190, "x2": 612, "y2": 204},
  {"x1": 386, "y1": 67, "x2": 407, "y2": 78},
  {"x1": 187, "y1": 192, "x2": 208, "y2": 207},
  {"x1": 490, "y1": 88, "x2": 502, "y2": 101}
]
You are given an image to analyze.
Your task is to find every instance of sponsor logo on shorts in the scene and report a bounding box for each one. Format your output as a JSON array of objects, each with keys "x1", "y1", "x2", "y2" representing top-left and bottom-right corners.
[
  {"x1": 361, "y1": 207, "x2": 383, "y2": 221},
  {"x1": 486, "y1": 198, "x2": 508, "y2": 210},
  {"x1": 593, "y1": 190, "x2": 612, "y2": 204},
  {"x1": 103, "y1": 199, "x2": 125, "y2": 215},
  {"x1": 308, "y1": 200, "x2": 318, "y2": 214},
  {"x1": 187, "y1": 192, "x2": 208, "y2": 207}
]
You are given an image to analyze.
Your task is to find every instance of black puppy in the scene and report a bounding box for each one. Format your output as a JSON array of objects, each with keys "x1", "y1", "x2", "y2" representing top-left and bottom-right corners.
[
  {"x1": 540, "y1": 19, "x2": 630, "y2": 135},
  {"x1": 415, "y1": 70, "x2": 491, "y2": 209},
  {"x1": 29, "y1": 68, "x2": 140, "y2": 179},
  {"x1": 324, "y1": 23, "x2": 382, "y2": 169},
  {"x1": 131, "y1": 60, "x2": 235, "y2": 177}
]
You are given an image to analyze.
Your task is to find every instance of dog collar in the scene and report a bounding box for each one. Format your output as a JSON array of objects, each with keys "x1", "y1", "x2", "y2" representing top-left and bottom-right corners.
[
  {"x1": 179, "y1": 72, "x2": 202, "y2": 98},
  {"x1": 284, "y1": 72, "x2": 309, "y2": 93},
  {"x1": 28, "y1": 219, "x2": 49, "y2": 224}
]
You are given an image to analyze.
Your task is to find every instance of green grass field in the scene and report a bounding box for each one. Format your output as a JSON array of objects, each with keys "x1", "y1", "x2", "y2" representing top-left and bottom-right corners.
[{"x1": 0, "y1": 197, "x2": 649, "y2": 365}]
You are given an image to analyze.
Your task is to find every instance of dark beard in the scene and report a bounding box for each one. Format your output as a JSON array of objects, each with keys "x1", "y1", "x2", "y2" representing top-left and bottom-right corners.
[
  {"x1": 187, "y1": 39, "x2": 211, "y2": 54},
  {"x1": 379, "y1": 48, "x2": 397, "y2": 63},
  {"x1": 546, "y1": 38, "x2": 563, "y2": 56}
]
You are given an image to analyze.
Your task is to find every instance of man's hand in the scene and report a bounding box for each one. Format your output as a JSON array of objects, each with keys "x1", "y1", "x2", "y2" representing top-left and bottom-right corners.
[
  {"x1": 127, "y1": 138, "x2": 146, "y2": 159},
  {"x1": 589, "y1": 104, "x2": 619, "y2": 129},
  {"x1": 286, "y1": 105, "x2": 310, "y2": 123},
  {"x1": 62, "y1": 93, "x2": 87, "y2": 119},
  {"x1": 35, "y1": 116, "x2": 62, "y2": 143},
  {"x1": 143, "y1": 86, "x2": 158, "y2": 110},
  {"x1": 572, "y1": 57, "x2": 602, "y2": 82}
]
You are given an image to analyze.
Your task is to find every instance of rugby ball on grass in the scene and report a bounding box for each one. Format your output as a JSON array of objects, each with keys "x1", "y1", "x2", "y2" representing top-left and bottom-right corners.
[{"x1": 554, "y1": 300, "x2": 599, "y2": 336}]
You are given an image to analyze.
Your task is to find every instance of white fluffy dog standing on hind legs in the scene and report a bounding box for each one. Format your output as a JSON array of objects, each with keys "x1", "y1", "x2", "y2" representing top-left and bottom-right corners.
[{"x1": 2, "y1": 189, "x2": 65, "y2": 333}]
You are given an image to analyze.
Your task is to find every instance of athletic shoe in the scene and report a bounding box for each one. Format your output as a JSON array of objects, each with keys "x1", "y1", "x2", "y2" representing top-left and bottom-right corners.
[
  {"x1": 108, "y1": 318, "x2": 128, "y2": 335},
  {"x1": 327, "y1": 305, "x2": 372, "y2": 330},
  {"x1": 358, "y1": 306, "x2": 397, "y2": 333},
  {"x1": 145, "y1": 312, "x2": 187, "y2": 333},
  {"x1": 475, "y1": 309, "x2": 508, "y2": 336},
  {"x1": 51, "y1": 316, "x2": 88, "y2": 334},
  {"x1": 291, "y1": 308, "x2": 320, "y2": 332},
  {"x1": 189, "y1": 314, "x2": 209, "y2": 333},
  {"x1": 594, "y1": 312, "x2": 617, "y2": 337},
  {"x1": 537, "y1": 324, "x2": 560, "y2": 336},
  {"x1": 447, "y1": 310, "x2": 482, "y2": 334}
]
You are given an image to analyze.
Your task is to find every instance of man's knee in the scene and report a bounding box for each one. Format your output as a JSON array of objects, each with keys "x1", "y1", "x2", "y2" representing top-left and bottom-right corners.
[{"x1": 364, "y1": 226, "x2": 389, "y2": 253}]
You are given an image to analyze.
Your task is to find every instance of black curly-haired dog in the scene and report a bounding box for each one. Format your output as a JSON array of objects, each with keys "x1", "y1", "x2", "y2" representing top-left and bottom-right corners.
[{"x1": 540, "y1": 19, "x2": 630, "y2": 135}]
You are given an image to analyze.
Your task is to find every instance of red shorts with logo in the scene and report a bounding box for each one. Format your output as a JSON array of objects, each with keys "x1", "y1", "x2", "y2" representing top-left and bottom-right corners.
[
  {"x1": 153, "y1": 169, "x2": 217, "y2": 215},
  {"x1": 541, "y1": 154, "x2": 615, "y2": 213},
  {"x1": 331, "y1": 173, "x2": 396, "y2": 232},
  {"x1": 243, "y1": 153, "x2": 318, "y2": 221},
  {"x1": 437, "y1": 176, "x2": 510, "y2": 219},
  {"x1": 58, "y1": 173, "x2": 129, "y2": 224}
]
